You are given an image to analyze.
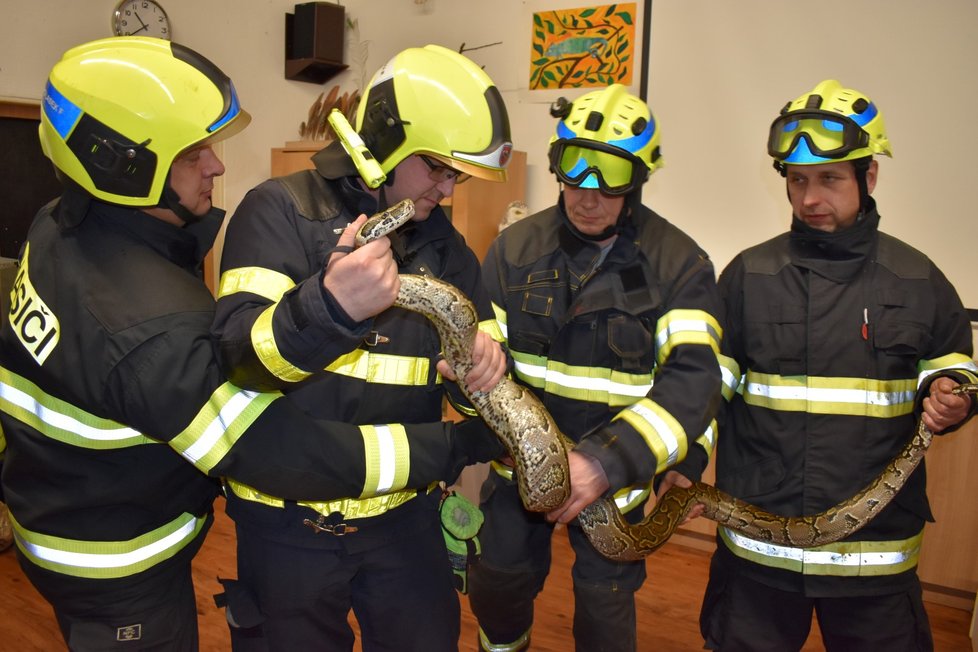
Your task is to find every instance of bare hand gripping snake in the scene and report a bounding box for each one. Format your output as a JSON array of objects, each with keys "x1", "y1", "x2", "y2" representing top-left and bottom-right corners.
[{"x1": 357, "y1": 198, "x2": 975, "y2": 562}]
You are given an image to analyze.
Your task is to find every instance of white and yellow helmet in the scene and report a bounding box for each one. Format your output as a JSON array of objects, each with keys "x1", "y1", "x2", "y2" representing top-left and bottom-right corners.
[
  {"x1": 356, "y1": 44, "x2": 512, "y2": 182},
  {"x1": 39, "y1": 36, "x2": 250, "y2": 206}
]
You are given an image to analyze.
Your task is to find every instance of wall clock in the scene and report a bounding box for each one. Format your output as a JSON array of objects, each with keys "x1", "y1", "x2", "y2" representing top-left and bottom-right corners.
[{"x1": 112, "y1": 0, "x2": 171, "y2": 40}]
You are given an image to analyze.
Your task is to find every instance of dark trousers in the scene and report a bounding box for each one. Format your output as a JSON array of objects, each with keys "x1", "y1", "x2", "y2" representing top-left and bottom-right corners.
[
  {"x1": 223, "y1": 495, "x2": 461, "y2": 652},
  {"x1": 700, "y1": 550, "x2": 934, "y2": 652},
  {"x1": 18, "y1": 541, "x2": 203, "y2": 651},
  {"x1": 468, "y1": 472, "x2": 646, "y2": 652}
]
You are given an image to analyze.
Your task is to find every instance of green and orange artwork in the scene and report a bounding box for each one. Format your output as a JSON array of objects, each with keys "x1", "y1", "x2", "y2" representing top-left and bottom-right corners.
[{"x1": 530, "y1": 3, "x2": 636, "y2": 90}]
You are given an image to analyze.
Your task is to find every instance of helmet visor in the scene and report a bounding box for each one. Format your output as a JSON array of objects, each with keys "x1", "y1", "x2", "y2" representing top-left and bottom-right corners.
[
  {"x1": 549, "y1": 138, "x2": 646, "y2": 195},
  {"x1": 768, "y1": 109, "x2": 871, "y2": 161}
]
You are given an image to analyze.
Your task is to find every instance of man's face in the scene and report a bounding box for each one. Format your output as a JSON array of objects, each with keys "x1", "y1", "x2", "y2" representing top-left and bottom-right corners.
[
  {"x1": 385, "y1": 154, "x2": 463, "y2": 222},
  {"x1": 786, "y1": 160, "x2": 877, "y2": 233},
  {"x1": 562, "y1": 185, "x2": 625, "y2": 244},
  {"x1": 168, "y1": 145, "x2": 225, "y2": 221}
]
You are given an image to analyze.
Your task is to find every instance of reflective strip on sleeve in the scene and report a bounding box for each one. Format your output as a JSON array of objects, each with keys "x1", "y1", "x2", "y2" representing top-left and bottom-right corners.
[
  {"x1": 612, "y1": 398, "x2": 687, "y2": 474},
  {"x1": 614, "y1": 484, "x2": 651, "y2": 514},
  {"x1": 325, "y1": 349, "x2": 431, "y2": 386},
  {"x1": 743, "y1": 371, "x2": 917, "y2": 417},
  {"x1": 490, "y1": 302, "x2": 509, "y2": 341},
  {"x1": 170, "y1": 382, "x2": 280, "y2": 473},
  {"x1": 695, "y1": 419, "x2": 717, "y2": 457},
  {"x1": 718, "y1": 354, "x2": 742, "y2": 401},
  {"x1": 479, "y1": 317, "x2": 506, "y2": 343},
  {"x1": 9, "y1": 510, "x2": 207, "y2": 579},
  {"x1": 251, "y1": 305, "x2": 313, "y2": 383},
  {"x1": 510, "y1": 351, "x2": 653, "y2": 407},
  {"x1": 654, "y1": 309, "x2": 722, "y2": 364},
  {"x1": 917, "y1": 354, "x2": 978, "y2": 386},
  {"x1": 0, "y1": 366, "x2": 158, "y2": 449},
  {"x1": 720, "y1": 527, "x2": 923, "y2": 577},
  {"x1": 360, "y1": 424, "x2": 410, "y2": 498},
  {"x1": 217, "y1": 267, "x2": 295, "y2": 302}
]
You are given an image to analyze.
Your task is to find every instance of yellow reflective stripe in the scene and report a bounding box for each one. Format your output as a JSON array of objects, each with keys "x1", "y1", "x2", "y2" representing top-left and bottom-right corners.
[
  {"x1": 251, "y1": 305, "x2": 312, "y2": 383},
  {"x1": 0, "y1": 366, "x2": 158, "y2": 449},
  {"x1": 170, "y1": 382, "x2": 279, "y2": 473},
  {"x1": 490, "y1": 301, "x2": 509, "y2": 341},
  {"x1": 9, "y1": 510, "x2": 207, "y2": 579},
  {"x1": 696, "y1": 419, "x2": 717, "y2": 457},
  {"x1": 743, "y1": 371, "x2": 916, "y2": 417},
  {"x1": 225, "y1": 478, "x2": 285, "y2": 507},
  {"x1": 218, "y1": 266, "x2": 295, "y2": 302},
  {"x1": 480, "y1": 626, "x2": 531, "y2": 652},
  {"x1": 224, "y1": 478, "x2": 427, "y2": 518},
  {"x1": 918, "y1": 354, "x2": 978, "y2": 385},
  {"x1": 325, "y1": 349, "x2": 431, "y2": 386},
  {"x1": 491, "y1": 459, "x2": 513, "y2": 480},
  {"x1": 718, "y1": 354, "x2": 741, "y2": 401},
  {"x1": 655, "y1": 309, "x2": 722, "y2": 364},
  {"x1": 479, "y1": 318, "x2": 505, "y2": 343},
  {"x1": 361, "y1": 424, "x2": 410, "y2": 498},
  {"x1": 720, "y1": 527, "x2": 923, "y2": 577},
  {"x1": 613, "y1": 398, "x2": 687, "y2": 474},
  {"x1": 614, "y1": 484, "x2": 651, "y2": 513},
  {"x1": 511, "y1": 351, "x2": 653, "y2": 407}
]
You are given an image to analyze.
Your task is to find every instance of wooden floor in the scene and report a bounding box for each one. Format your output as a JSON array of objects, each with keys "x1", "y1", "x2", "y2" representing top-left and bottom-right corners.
[{"x1": 0, "y1": 501, "x2": 972, "y2": 651}]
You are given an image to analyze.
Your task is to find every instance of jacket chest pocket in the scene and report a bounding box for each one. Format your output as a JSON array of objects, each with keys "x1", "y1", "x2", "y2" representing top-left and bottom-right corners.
[
  {"x1": 744, "y1": 302, "x2": 807, "y2": 376},
  {"x1": 607, "y1": 313, "x2": 654, "y2": 372},
  {"x1": 872, "y1": 289, "x2": 929, "y2": 360}
]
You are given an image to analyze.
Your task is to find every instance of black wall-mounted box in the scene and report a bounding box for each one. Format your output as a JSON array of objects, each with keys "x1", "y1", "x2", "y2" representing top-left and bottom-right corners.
[{"x1": 285, "y1": 2, "x2": 348, "y2": 84}]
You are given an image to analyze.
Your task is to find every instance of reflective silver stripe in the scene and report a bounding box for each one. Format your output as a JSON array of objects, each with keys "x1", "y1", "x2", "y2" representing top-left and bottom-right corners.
[
  {"x1": 181, "y1": 389, "x2": 262, "y2": 463},
  {"x1": 361, "y1": 424, "x2": 410, "y2": 498},
  {"x1": 917, "y1": 356, "x2": 978, "y2": 385},
  {"x1": 654, "y1": 309, "x2": 722, "y2": 364},
  {"x1": 0, "y1": 366, "x2": 156, "y2": 448},
  {"x1": 11, "y1": 511, "x2": 207, "y2": 579},
  {"x1": 513, "y1": 357, "x2": 652, "y2": 399},
  {"x1": 170, "y1": 382, "x2": 279, "y2": 474},
  {"x1": 620, "y1": 400, "x2": 681, "y2": 466},
  {"x1": 720, "y1": 527, "x2": 923, "y2": 576},
  {"x1": 743, "y1": 371, "x2": 917, "y2": 417}
]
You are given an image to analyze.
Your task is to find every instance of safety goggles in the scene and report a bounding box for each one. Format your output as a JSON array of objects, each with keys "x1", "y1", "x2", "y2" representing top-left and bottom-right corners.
[
  {"x1": 419, "y1": 155, "x2": 472, "y2": 185},
  {"x1": 768, "y1": 107, "x2": 875, "y2": 161},
  {"x1": 548, "y1": 138, "x2": 648, "y2": 195}
]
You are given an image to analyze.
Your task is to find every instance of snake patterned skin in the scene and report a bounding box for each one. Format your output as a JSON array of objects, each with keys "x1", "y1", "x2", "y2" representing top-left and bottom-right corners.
[{"x1": 357, "y1": 199, "x2": 969, "y2": 561}]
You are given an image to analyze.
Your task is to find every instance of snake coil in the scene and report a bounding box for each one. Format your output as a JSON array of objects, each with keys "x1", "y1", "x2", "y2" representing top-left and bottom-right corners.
[{"x1": 357, "y1": 199, "x2": 970, "y2": 561}]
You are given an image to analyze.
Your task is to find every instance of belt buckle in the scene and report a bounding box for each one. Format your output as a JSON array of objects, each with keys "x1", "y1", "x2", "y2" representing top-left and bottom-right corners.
[{"x1": 303, "y1": 513, "x2": 359, "y2": 536}]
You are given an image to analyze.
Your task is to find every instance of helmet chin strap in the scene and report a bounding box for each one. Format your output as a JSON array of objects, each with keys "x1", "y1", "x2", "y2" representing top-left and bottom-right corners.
[{"x1": 158, "y1": 171, "x2": 205, "y2": 224}]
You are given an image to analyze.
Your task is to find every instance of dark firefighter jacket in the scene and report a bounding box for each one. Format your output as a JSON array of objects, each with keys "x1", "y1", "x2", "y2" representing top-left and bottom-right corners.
[
  {"x1": 481, "y1": 201, "x2": 724, "y2": 510},
  {"x1": 211, "y1": 142, "x2": 502, "y2": 547},
  {"x1": 715, "y1": 205, "x2": 978, "y2": 597},
  {"x1": 0, "y1": 197, "x2": 477, "y2": 582}
]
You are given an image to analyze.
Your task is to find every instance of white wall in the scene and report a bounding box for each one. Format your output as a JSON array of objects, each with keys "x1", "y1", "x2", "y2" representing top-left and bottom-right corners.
[{"x1": 2, "y1": 0, "x2": 976, "y2": 305}]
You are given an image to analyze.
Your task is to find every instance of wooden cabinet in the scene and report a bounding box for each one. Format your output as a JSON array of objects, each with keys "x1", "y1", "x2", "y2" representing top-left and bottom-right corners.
[{"x1": 270, "y1": 142, "x2": 527, "y2": 261}]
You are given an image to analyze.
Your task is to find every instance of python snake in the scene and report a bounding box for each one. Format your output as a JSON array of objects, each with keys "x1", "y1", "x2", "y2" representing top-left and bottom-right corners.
[{"x1": 357, "y1": 198, "x2": 974, "y2": 562}]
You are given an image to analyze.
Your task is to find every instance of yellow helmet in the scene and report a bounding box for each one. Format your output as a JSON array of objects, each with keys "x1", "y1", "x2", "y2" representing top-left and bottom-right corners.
[
  {"x1": 547, "y1": 84, "x2": 662, "y2": 195},
  {"x1": 39, "y1": 36, "x2": 250, "y2": 206},
  {"x1": 355, "y1": 44, "x2": 512, "y2": 182},
  {"x1": 768, "y1": 79, "x2": 891, "y2": 167}
]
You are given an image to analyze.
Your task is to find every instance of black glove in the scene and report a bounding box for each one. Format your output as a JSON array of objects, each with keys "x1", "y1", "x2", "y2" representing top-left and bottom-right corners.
[{"x1": 447, "y1": 417, "x2": 506, "y2": 482}]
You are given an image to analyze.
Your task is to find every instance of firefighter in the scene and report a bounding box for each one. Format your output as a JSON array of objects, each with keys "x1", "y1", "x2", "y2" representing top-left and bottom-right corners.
[
  {"x1": 467, "y1": 84, "x2": 724, "y2": 652},
  {"x1": 0, "y1": 37, "x2": 499, "y2": 651},
  {"x1": 699, "y1": 79, "x2": 977, "y2": 651},
  {"x1": 211, "y1": 45, "x2": 510, "y2": 650}
]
